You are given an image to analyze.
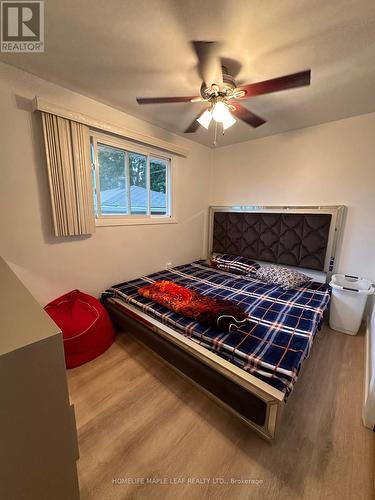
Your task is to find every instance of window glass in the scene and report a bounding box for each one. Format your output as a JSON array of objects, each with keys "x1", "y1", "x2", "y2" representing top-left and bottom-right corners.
[
  {"x1": 98, "y1": 144, "x2": 127, "y2": 215},
  {"x1": 90, "y1": 142, "x2": 98, "y2": 214},
  {"x1": 129, "y1": 152, "x2": 147, "y2": 215},
  {"x1": 92, "y1": 136, "x2": 171, "y2": 219},
  {"x1": 150, "y1": 157, "x2": 167, "y2": 215}
]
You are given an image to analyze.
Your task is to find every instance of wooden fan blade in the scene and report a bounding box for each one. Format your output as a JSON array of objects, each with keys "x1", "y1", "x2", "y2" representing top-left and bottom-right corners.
[
  {"x1": 232, "y1": 104, "x2": 266, "y2": 128},
  {"x1": 237, "y1": 70, "x2": 311, "y2": 98},
  {"x1": 191, "y1": 41, "x2": 223, "y2": 87},
  {"x1": 184, "y1": 109, "x2": 205, "y2": 133},
  {"x1": 136, "y1": 96, "x2": 198, "y2": 104}
]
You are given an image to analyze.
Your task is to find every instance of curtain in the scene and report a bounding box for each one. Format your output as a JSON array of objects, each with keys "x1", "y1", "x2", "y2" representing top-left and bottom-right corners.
[{"x1": 41, "y1": 113, "x2": 95, "y2": 236}]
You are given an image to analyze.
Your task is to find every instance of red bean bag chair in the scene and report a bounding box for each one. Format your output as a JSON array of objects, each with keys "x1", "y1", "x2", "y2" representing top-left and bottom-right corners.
[{"x1": 44, "y1": 289, "x2": 115, "y2": 368}]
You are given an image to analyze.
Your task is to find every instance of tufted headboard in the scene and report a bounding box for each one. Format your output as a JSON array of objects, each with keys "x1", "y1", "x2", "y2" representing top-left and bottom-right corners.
[{"x1": 209, "y1": 206, "x2": 345, "y2": 273}]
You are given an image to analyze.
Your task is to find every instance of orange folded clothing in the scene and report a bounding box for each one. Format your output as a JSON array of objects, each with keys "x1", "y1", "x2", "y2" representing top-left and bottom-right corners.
[{"x1": 138, "y1": 280, "x2": 247, "y2": 333}]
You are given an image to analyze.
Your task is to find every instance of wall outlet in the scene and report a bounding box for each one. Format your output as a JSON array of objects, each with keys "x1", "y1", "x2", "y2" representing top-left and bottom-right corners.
[{"x1": 166, "y1": 262, "x2": 173, "y2": 270}]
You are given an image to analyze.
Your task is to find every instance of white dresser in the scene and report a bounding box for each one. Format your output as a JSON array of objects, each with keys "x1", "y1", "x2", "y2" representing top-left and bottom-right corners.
[{"x1": 0, "y1": 257, "x2": 80, "y2": 500}]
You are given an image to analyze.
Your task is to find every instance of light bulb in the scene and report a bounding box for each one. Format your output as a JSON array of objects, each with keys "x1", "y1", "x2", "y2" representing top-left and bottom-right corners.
[
  {"x1": 197, "y1": 109, "x2": 212, "y2": 129},
  {"x1": 212, "y1": 101, "x2": 228, "y2": 122},
  {"x1": 212, "y1": 101, "x2": 236, "y2": 130}
]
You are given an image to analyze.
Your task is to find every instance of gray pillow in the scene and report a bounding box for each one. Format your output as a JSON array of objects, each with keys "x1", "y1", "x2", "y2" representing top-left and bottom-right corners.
[{"x1": 256, "y1": 265, "x2": 310, "y2": 290}]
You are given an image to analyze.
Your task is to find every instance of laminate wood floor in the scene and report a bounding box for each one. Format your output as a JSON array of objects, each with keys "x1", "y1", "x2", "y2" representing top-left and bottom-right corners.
[{"x1": 67, "y1": 324, "x2": 374, "y2": 500}]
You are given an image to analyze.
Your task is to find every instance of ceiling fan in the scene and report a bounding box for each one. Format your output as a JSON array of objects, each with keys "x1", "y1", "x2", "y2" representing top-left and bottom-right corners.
[{"x1": 136, "y1": 41, "x2": 311, "y2": 138}]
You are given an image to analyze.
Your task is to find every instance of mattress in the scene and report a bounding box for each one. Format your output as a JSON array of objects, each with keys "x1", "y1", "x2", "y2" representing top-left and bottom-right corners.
[{"x1": 102, "y1": 261, "x2": 330, "y2": 396}]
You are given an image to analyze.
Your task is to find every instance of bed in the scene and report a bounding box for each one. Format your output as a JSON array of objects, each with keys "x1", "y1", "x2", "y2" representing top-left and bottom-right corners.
[{"x1": 103, "y1": 205, "x2": 345, "y2": 442}]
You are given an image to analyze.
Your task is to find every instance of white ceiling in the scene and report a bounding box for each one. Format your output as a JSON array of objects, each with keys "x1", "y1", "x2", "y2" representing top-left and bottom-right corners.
[{"x1": 2, "y1": 0, "x2": 375, "y2": 147}]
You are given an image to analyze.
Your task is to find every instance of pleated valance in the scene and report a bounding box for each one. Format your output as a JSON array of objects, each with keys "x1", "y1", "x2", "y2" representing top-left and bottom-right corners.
[{"x1": 34, "y1": 97, "x2": 188, "y2": 157}]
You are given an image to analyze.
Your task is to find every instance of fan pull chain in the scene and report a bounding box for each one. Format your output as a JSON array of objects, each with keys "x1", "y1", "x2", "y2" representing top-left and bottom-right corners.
[{"x1": 213, "y1": 120, "x2": 218, "y2": 146}]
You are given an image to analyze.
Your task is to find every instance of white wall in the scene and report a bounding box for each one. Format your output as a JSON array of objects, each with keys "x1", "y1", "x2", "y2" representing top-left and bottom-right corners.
[
  {"x1": 0, "y1": 62, "x2": 212, "y2": 304},
  {"x1": 211, "y1": 113, "x2": 375, "y2": 281}
]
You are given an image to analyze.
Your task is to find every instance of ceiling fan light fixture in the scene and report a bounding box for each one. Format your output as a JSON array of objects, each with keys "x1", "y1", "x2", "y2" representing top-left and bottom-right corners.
[
  {"x1": 211, "y1": 100, "x2": 229, "y2": 122},
  {"x1": 197, "y1": 109, "x2": 212, "y2": 129},
  {"x1": 222, "y1": 112, "x2": 236, "y2": 130},
  {"x1": 211, "y1": 100, "x2": 236, "y2": 130}
]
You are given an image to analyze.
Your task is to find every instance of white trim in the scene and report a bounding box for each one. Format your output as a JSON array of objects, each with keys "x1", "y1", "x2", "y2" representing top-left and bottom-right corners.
[
  {"x1": 93, "y1": 131, "x2": 167, "y2": 159},
  {"x1": 96, "y1": 216, "x2": 177, "y2": 227},
  {"x1": 32, "y1": 97, "x2": 189, "y2": 158}
]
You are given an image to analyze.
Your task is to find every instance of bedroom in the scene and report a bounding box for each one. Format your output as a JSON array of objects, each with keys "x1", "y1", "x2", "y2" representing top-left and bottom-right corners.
[{"x1": 0, "y1": 1, "x2": 374, "y2": 499}]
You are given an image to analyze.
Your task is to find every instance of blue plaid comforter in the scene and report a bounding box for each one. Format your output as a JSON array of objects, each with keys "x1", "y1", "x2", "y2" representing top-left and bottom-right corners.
[{"x1": 102, "y1": 261, "x2": 330, "y2": 396}]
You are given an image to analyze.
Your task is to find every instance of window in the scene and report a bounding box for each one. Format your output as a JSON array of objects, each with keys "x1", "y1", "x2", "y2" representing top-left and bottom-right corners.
[{"x1": 90, "y1": 133, "x2": 172, "y2": 225}]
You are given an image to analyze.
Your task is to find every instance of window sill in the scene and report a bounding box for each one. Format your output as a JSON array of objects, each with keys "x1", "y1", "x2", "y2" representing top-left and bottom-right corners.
[{"x1": 95, "y1": 216, "x2": 177, "y2": 227}]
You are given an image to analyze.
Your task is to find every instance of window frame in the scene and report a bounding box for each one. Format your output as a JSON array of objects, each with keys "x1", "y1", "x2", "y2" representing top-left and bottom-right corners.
[{"x1": 90, "y1": 131, "x2": 175, "y2": 226}]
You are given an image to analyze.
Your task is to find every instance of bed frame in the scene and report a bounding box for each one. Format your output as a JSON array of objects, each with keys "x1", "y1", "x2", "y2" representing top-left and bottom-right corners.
[{"x1": 105, "y1": 205, "x2": 345, "y2": 442}]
